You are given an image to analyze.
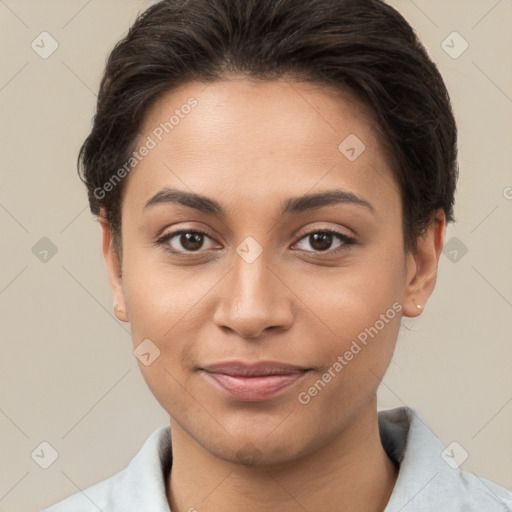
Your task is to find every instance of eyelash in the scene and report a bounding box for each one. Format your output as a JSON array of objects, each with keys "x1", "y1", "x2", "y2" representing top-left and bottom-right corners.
[{"x1": 154, "y1": 228, "x2": 356, "y2": 258}]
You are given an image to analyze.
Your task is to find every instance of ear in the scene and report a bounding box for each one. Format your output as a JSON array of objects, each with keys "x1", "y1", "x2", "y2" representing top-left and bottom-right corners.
[
  {"x1": 99, "y1": 209, "x2": 129, "y2": 322},
  {"x1": 402, "y1": 208, "x2": 446, "y2": 317}
]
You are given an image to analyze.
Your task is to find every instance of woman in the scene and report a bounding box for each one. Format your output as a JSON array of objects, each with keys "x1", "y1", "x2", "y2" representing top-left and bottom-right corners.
[{"x1": 42, "y1": 0, "x2": 512, "y2": 510}]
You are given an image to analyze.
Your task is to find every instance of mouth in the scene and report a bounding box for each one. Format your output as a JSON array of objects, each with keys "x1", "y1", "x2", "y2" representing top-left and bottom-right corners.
[{"x1": 198, "y1": 361, "x2": 311, "y2": 402}]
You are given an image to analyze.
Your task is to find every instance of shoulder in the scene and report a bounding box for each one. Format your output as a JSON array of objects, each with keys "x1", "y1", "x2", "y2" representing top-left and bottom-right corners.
[
  {"x1": 379, "y1": 407, "x2": 512, "y2": 511},
  {"x1": 40, "y1": 473, "x2": 119, "y2": 512},
  {"x1": 40, "y1": 425, "x2": 172, "y2": 512}
]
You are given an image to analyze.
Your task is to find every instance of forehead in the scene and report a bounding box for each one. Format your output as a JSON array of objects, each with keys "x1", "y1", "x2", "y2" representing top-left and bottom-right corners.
[
  {"x1": 139, "y1": 76, "x2": 380, "y2": 154},
  {"x1": 123, "y1": 76, "x2": 399, "y2": 216}
]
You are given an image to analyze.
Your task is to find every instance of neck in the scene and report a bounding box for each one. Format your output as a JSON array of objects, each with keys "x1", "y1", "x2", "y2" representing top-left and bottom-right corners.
[{"x1": 167, "y1": 397, "x2": 398, "y2": 512}]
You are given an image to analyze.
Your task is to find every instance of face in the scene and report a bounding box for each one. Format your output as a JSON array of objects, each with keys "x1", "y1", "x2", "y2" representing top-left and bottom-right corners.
[{"x1": 102, "y1": 76, "x2": 443, "y2": 465}]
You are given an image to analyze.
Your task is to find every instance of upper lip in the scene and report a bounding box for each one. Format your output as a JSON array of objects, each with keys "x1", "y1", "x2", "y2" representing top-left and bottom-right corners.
[{"x1": 200, "y1": 361, "x2": 310, "y2": 377}]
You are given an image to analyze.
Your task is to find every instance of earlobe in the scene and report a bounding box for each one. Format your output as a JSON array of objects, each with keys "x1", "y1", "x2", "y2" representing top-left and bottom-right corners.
[
  {"x1": 402, "y1": 209, "x2": 446, "y2": 318},
  {"x1": 99, "y1": 210, "x2": 129, "y2": 322},
  {"x1": 113, "y1": 302, "x2": 127, "y2": 321}
]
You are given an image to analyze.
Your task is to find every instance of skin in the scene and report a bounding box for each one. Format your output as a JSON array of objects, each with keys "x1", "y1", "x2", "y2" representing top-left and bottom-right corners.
[{"x1": 100, "y1": 76, "x2": 445, "y2": 512}]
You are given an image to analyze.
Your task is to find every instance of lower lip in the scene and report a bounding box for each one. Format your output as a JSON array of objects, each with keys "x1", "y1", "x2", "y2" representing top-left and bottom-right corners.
[{"x1": 201, "y1": 371, "x2": 308, "y2": 401}]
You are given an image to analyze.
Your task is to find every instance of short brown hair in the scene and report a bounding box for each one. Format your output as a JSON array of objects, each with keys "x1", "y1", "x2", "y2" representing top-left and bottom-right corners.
[{"x1": 78, "y1": 0, "x2": 458, "y2": 257}]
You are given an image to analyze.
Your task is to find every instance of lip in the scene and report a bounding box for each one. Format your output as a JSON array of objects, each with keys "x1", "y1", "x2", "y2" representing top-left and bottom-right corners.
[{"x1": 199, "y1": 360, "x2": 311, "y2": 401}]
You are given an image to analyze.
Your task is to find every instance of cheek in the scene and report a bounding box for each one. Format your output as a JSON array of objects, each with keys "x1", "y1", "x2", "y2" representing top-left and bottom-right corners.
[
  {"x1": 294, "y1": 311, "x2": 401, "y2": 422},
  {"x1": 121, "y1": 250, "x2": 211, "y2": 337},
  {"x1": 287, "y1": 249, "x2": 404, "y2": 390},
  {"x1": 286, "y1": 249, "x2": 404, "y2": 336},
  {"x1": 121, "y1": 253, "x2": 221, "y2": 395}
]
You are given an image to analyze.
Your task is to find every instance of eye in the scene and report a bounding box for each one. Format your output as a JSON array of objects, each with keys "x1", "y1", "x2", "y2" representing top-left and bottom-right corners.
[
  {"x1": 156, "y1": 229, "x2": 218, "y2": 254},
  {"x1": 155, "y1": 227, "x2": 356, "y2": 257},
  {"x1": 293, "y1": 229, "x2": 356, "y2": 254}
]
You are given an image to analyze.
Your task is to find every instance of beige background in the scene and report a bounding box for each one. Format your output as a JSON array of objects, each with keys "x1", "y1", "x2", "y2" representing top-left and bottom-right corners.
[{"x1": 0, "y1": 1, "x2": 511, "y2": 510}]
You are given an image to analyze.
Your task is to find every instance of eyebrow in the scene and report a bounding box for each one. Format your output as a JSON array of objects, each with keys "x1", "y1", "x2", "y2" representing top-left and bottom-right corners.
[{"x1": 143, "y1": 187, "x2": 375, "y2": 216}]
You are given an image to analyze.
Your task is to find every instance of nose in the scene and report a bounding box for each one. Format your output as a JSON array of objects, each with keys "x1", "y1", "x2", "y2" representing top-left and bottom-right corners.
[{"x1": 212, "y1": 254, "x2": 294, "y2": 340}]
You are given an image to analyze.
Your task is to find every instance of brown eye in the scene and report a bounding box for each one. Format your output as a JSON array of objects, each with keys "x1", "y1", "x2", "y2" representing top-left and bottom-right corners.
[
  {"x1": 294, "y1": 230, "x2": 355, "y2": 254},
  {"x1": 309, "y1": 232, "x2": 334, "y2": 251},
  {"x1": 178, "y1": 232, "x2": 204, "y2": 251},
  {"x1": 157, "y1": 230, "x2": 218, "y2": 254}
]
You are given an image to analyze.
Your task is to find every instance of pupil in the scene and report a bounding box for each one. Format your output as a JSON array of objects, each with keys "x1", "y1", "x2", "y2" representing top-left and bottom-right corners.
[
  {"x1": 181, "y1": 232, "x2": 203, "y2": 251},
  {"x1": 310, "y1": 232, "x2": 332, "y2": 251}
]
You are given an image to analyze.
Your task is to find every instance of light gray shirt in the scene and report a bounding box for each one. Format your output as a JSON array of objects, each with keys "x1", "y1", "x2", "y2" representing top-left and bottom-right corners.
[{"x1": 41, "y1": 406, "x2": 512, "y2": 511}]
